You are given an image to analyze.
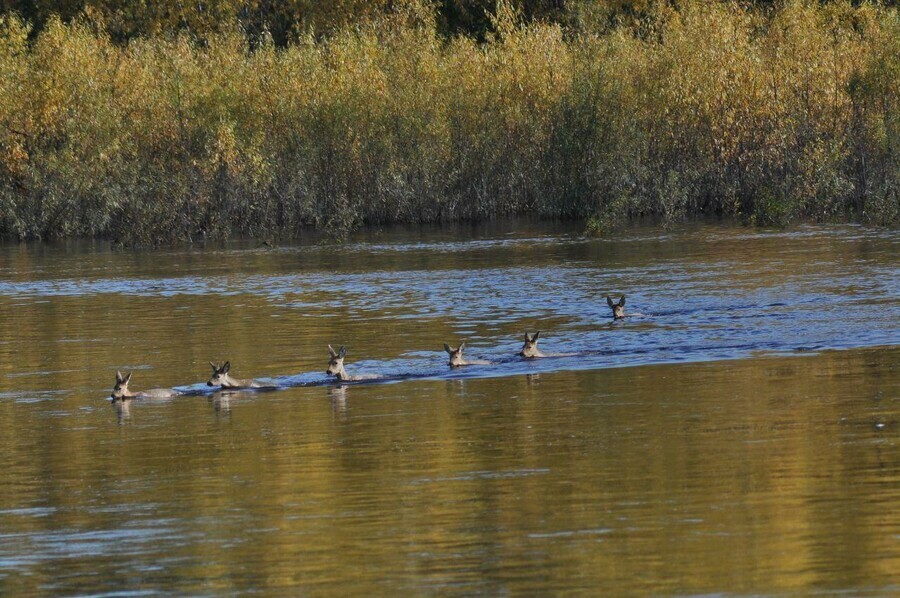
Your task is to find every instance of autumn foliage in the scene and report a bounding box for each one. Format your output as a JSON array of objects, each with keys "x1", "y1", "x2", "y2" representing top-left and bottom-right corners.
[{"x1": 0, "y1": 1, "x2": 897, "y2": 242}]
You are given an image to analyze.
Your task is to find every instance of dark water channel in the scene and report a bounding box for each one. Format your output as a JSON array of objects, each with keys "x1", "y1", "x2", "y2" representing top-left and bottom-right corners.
[{"x1": 0, "y1": 223, "x2": 898, "y2": 594}]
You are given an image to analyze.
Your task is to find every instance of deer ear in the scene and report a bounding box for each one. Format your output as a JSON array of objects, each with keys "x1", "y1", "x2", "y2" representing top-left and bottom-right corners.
[
  {"x1": 524, "y1": 333, "x2": 531, "y2": 341},
  {"x1": 338, "y1": 346, "x2": 347, "y2": 358},
  {"x1": 459, "y1": 342, "x2": 466, "y2": 351},
  {"x1": 210, "y1": 361, "x2": 218, "y2": 372},
  {"x1": 124, "y1": 372, "x2": 132, "y2": 384},
  {"x1": 618, "y1": 296, "x2": 626, "y2": 307},
  {"x1": 223, "y1": 361, "x2": 231, "y2": 373},
  {"x1": 328, "y1": 344, "x2": 336, "y2": 357},
  {"x1": 443, "y1": 343, "x2": 452, "y2": 354},
  {"x1": 533, "y1": 331, "x2": 540, "y2": 340},
  {"x1": 607, "y1": 296, "x2": 615, "y2": 308},
  {"x1": 116, "y1": 370, "x2": 124, "y2": 383}
]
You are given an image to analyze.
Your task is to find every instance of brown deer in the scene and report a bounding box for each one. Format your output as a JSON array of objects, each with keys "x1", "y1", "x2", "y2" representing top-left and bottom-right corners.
[
  {"x1": 325, "y1": 345, "x2": 351, "y2": 381},
  {"x1": 325, "y1": 345, "x2": 381, "y2": 382},
  {"x1": 110, "y1": 370, "x2": 180, "y2": 401},
  {"x1": 607, "y1": 295, "x2": 626, "y2": 319},
  {"x1": 444, "y1": 342, "x2": 492, "y2": 368},
  {"x1": 519, "y1": 331, "x2": 545, "y2": 358},
  {"x1": 207, "y1": 361, "x2": 277, "y2": 390}
]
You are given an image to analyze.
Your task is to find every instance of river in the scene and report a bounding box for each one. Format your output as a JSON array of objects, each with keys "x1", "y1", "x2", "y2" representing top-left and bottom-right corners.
[{"x1": 0, "y1": 223, "x2": 898, "y2": 594}]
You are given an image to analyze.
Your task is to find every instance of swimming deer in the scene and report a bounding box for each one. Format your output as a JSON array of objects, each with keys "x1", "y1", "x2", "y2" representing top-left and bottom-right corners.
[
  {"x1": 207, "y1": 361, "x2": 276, "y2": 390},
  {"x1": 325, "y1": 345, "x2": 381, "y2": 382},
  {"x1": 519, "y1": 331, "x2": 545, "y2": 358},
  {"x1": 607, "y1": 295, "x2": 626, "y2": 319},
  {"x1": 325, "y1": 345, "x2": 351, "y2": 381},
  {"x1": 444, "y1": 342, "x2": 492, "y2": 367},
  {"x1": 110, "y1": 370, "x2": 180, "y2": 401}
]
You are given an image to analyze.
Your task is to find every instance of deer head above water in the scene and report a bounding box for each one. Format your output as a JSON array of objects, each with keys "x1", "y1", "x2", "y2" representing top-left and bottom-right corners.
[
  {"x1": 607, "y1": 295, "x2": 626, "y2": 319},
  {"x1": 111, "y1": 370, "x2": 179, "y2": 400},
  {"x1": 520, "y1": 331, "x2": 545, "y2": 358},
  {"x1": 207, "y1": 361, "x2": 272, "y2": 389},
  {"x1": 326, "y1": 345, "x2": 349, "y2": 381},
  {"x1": 444, "y1": 342, "x2": 467, "y2": 367}
]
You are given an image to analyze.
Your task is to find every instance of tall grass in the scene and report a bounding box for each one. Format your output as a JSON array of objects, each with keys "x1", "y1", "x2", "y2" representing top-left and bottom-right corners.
[{"x1": 0, "y1": 1, "x2": 897, "y2": 243}]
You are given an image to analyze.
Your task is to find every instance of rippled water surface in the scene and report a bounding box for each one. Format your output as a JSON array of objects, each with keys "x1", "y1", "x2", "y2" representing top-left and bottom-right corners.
[{"x1": 0, "y1": 223, "x2": 898, "y2": 595}]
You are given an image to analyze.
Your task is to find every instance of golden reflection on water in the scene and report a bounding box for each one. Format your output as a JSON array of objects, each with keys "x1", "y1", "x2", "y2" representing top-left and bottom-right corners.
[
  {"x1": 0, "y1": 224, "x2": 898, "y2": 594},
  {"x1": 0, "y1": 350, "x2": 897, "y2": 594}
]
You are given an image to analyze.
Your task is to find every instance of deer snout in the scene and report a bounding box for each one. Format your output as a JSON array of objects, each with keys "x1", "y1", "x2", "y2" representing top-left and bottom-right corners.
[{"x1": 207, "y1": 381, "x2": 214, "y2": 386}]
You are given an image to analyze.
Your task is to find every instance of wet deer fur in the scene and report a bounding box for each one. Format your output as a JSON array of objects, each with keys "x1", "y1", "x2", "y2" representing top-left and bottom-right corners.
[
  {"x1": 326, "y1": 345, "x2": 381, "y2": 382},
  {"x1": 111, "y1": 370, "x2": 180, "y2": 401},
  {"x1": 607, "y1": 295, "x2": 626, "y2": 319},
  {"x1": 444, "y1": 342, "x2": 492, "y2": 367},
  {"x1": 207, "y1": 361, "x2": 275, "y2": 389},
  {"x1": 325, "y1": 345, "x2": 351, "y2": 381},
  {"x1": 520, "y1": 331, "x2": 545, "y2": 358}
]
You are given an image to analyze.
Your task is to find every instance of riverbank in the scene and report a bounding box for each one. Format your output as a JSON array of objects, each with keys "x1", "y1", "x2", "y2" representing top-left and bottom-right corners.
[{"x1": 0, "y1": 1, "x2": 897, "y2": 244}]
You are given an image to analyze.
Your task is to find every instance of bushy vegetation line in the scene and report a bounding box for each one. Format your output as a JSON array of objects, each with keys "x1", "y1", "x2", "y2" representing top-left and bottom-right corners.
[
  {"x1": 0, "y1": 0, "x2": 722, "y2": 44},
  {"x1": 0, "y1": 1, "x2": 897, "y2": 243}
]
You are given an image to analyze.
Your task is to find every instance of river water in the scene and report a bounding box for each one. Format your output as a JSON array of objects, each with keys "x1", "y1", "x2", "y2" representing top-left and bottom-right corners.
[{"x1": 0, "y1": 223, "x2": 898, "y2": 594}]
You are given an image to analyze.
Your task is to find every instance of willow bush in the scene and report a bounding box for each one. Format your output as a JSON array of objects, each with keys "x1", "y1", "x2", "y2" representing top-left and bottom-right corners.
[{"x1": 0, "y1": 0, "x2": 897, "y2": 243}]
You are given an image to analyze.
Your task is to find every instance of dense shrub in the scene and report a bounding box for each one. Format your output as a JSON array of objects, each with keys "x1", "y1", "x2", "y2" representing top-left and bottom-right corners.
[
  {"x1": 0, "y1": 1, "x2": 897, "y2": 243},
  {"x1": 0, "y1": 0, "x2": 661, "y2": 42}
]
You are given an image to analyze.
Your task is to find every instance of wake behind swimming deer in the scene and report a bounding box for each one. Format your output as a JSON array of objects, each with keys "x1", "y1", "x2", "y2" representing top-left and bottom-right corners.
[
  {"x1": 207, "y1": 361, "x2": 277, "y2": 390},
  {"x1": 110, "y1": 370, "x2": 180, "y2": 401},
  {"x1": 325, "y1": 345, "x2": 382, "y2": 382},
  {"x1": 444, "y1": 342, "x2": 492, "y2": 368}
]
